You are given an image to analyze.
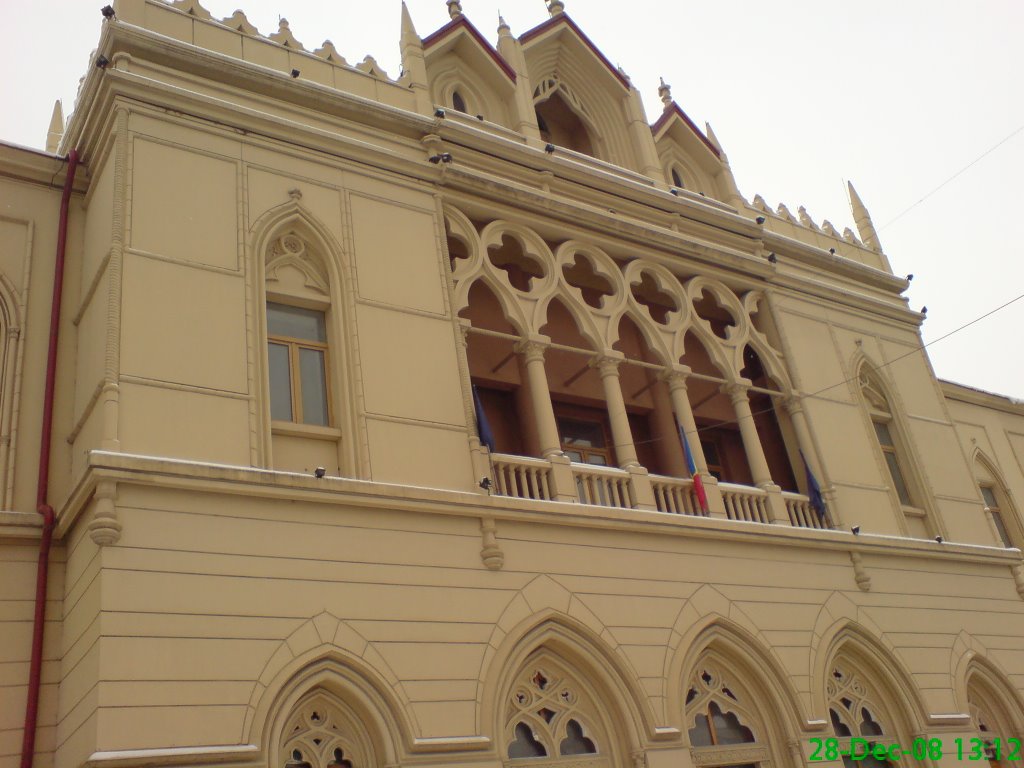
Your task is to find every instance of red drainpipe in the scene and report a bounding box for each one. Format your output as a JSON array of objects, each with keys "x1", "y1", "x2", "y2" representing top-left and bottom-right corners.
[{"x1": 21, "y1": 148, "x2": 79, "y2": 768}]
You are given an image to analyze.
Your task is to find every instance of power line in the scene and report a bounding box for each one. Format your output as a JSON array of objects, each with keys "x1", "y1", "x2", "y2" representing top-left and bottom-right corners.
[{"x1": 877, "y1": 123, "x2": 1024, "y2": 232}]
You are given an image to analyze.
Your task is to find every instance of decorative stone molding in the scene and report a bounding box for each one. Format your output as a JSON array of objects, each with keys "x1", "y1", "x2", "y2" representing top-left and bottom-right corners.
[
  {"x1": 850, "y1": 551, "x2": 872, "y2": 591},
  {"x1": 480, "y1": 517, "x2": 504, "y2": 570},
  {"x1": 88, "y1": 479, "x2": 122, "y2": 545},
  {"x1": 1011, "y1": 563, "x2": 1024, "y2": 599}
]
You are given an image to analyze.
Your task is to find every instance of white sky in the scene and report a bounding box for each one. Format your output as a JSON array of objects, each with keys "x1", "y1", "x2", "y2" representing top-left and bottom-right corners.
[{"x1": 2, "y1": 1, "x2": 1022, "y2": 398}]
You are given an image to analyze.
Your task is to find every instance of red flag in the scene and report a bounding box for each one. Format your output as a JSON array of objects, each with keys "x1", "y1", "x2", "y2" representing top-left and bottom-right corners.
[{"x1": 679, "y1": 424, "x2": 709, "y2": 514}]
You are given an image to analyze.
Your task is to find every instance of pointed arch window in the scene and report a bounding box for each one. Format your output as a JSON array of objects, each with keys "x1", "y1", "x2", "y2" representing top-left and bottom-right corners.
[
  {"x1": 279, "y1": 690, "x2": 375, "y2": 768},
  {"x1": 503, "y1": 655, "x2": 618, "y2": 768},
  {"x1": 684, "y1": 663, "x2": 769, "y2": 768},
  {"x1": 858, "y1": 367, "x2": 920, "y2": 512},
  {"x1": 827, "y1": 665, "x2": 894, "y2": 768},
  {"x1": 967, "y1": 668, "x2": 1021, "y2": 767},
  {"x1": 974, "y1": 456, "x2": 1020, "y2": 549}
]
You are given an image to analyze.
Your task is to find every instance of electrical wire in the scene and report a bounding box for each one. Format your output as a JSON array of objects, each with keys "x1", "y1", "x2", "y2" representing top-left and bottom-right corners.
[{"x1": 877, "y1": 123, "x2": 1024, "y2": 232}]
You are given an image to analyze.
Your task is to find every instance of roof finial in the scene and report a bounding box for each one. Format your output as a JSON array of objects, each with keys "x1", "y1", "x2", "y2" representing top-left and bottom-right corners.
[
  {"x1": 547, "y1": 0, "x2": 565, "y2": 17},
  {"x1": 46, "y1": 100, "x2": 65, "y2": 154},
  {"x1": 848, "y1": 181, "x2": 882, "y2": 252},
  {"x1": 658, "y1": 77, "x2": 672, "y2": 108},
  {"x1": 447, "y1": 0, "x2": 463, "y2": 19}
]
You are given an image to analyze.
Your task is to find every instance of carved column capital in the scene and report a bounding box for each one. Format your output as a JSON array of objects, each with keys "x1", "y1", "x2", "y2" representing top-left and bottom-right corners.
[
  {"x1": 721, "y1": 380, "x2": 751, "y2": 404},
  {"x1": 88, "y1": 479, "x2": 122, "y2": 546},
  {"x1": 781, "y1": 393, "x2": 806, "y2": 415},
  {"x1": 514, "y1": 336, "x2": 550, "y2": 364},
  {"x1": 590, "y1": 352, "x2": 624, "y2": 378},
  {"x1": 660, "y1": 364, "x2": 692, "y2": 392}
]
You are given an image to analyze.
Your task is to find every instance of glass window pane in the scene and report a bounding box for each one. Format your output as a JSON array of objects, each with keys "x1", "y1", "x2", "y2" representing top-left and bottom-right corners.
[
  {"x1": 559, "y1": 418, "x2": 606, "y2": 448},
  {"x1": 709, "y1": 701, "x2": 755, "y2": 745},
  {"x1": 980, "y1": 486, "x2": 998, "y2": 508},
  {"x1": 883, "y1": 452, "x2": 912, "y2": 505},
  {"x1": 268, "y1": 343, "x2": 292, "y2": 421},
  {"x1": 991, "y1": 510, "x2": 1013, "y2": 548},
  {"x1": 873, "y1": 421, "x2": 894, "y2": 447},
  {"x1": 565, "y1": 450, "x2": 583, "y2": 463},
  {"x1": 700, "y1": 439, "x2": 720, "y2": 465},
  {"x1": 687, "y1": 714, "x2": 714, "y2": 747},
  {"x1": 587, "y1": 455, "x2": 608, "y2": 466},
  {"x1": 268, "y1": 302, "x2": 326, "y2": 342},
  {"x1": 299, "y1": 347, "x2": 329, "y2": 426}
]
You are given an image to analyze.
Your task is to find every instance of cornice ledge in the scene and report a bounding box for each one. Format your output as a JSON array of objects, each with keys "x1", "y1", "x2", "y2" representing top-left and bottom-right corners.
[
  {"x1": 0, "y1": 510, "x2": 44, "y2": 542},
  {"x1": 57, "y1": 451, "x2": 1024, "y2": 568},
  {"x1": 85, "y1": 745, "x2": 258, "y2": 768},
  {"x1": 763, "y1": 229, "x2": 908, "y2": 294},
  {"x1": 940, "y1": 379, "x2": 1024, "y2": 414},
  {"x1": 0, "y1": 142, "x2": 89, "y2": 191}
]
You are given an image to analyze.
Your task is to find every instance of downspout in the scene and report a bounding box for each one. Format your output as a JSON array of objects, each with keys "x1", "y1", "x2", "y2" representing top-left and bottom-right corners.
[{"x1": 21, "y1": 148, "x2": 79, "y2": 768}]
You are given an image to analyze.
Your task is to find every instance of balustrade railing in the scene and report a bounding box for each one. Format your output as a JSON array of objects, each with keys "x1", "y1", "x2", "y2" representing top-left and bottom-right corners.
[
  {"x1": 571, "y1": 464, "x2": 633, "y2": 509},
  {"x1": 720, "y1": 483, "x2": 770, "y2": 524},
  {"x1": 784, "y1": 492, "x2": 831, "y2": 529},
  {"x1": 650, "y1": 475, "x2": 706, "y2": 516},
  {"x1": 491, "y1": 454, "x2": 553, "y2": 501}
]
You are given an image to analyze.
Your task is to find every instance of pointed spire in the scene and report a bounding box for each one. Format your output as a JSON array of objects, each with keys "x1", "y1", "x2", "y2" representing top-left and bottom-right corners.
[
  {"x1": 401, "y1": 1, "x2": 420, "y2": 45},
  {"x1": 705, "y1": 121, "x2": 728, "y2": 162},
  {"x1": 45, "y1": 100, "x2": 64, "y2": 154},
  {"x1": 658, "y1": 78, "x2": 672, "y2": 108},
  {"x1": 447, "y1": 0, "x2": 463, "y2": 19},
  {"x1": 547, "y1": 0, "x2": 565, "y2": 16},
  {"x1": 847, "y1": 181, "x2": 882, "y2": 252},
  {"x1": 497, "y1": 14, "x2": 511, "y2": 36}
]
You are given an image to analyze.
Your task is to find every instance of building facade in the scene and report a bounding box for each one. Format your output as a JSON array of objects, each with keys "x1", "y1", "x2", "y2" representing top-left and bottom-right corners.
[{"x1": 2, "y1": 1, "x2": 1024, "y2": 767}]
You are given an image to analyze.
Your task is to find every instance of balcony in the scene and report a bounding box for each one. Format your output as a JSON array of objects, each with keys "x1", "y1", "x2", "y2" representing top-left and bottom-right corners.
[{"x1": 486, "y1": 452, "x2": 831, "y2": 529}]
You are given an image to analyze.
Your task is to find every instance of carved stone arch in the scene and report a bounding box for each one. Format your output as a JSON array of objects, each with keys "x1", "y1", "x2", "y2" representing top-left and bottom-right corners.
[
  {"x1": 958, "y1": 650, "x2": 1024, "y2": 737},
  {"x1": 535, "y1": 286, "x2": 605, "y2": 352},
  {"x1": 812, "y1": 620, "x2": 928, "y2": 738},
  {"x1": 611, "y1": 307, "x2": 673, "y2": 368},
  {"x1": 479, "y1": 220, "x2": 557, "y2": 302},
  {"x1": 248, "y1": 198, "x2": 361, "y2": 474},
  {"x1": 443, "y1": 204, "x2": 484, "y2": 281},
  {"x1": 684, "y1": 276, "x2": 747, "y2": 351},
  {"x1": 532, "y1": 75, "x2": 609, "y2": 160},
  {"x1": 659, "y1": 151, "x2": 712, "y2": 195},
  {"x1": 665, "y1": 589, "x2": 805, "y2": 726},
  {"x1": 672, "y1": 320, "x2": 732, "y2": 380},
  {"x1": 622, "y1": 260, "x2": 688, "y2": 332},
  {"x1": 740, "y1": 291, "x2": 791, "y2": 391},
  {"x1": 457, "y1": 275, "x2": 531, "y2": 338},
  {"x1": 671, "y1": 618, "x2": 806, "y2": 766},
  {"x1": 431, "y1": 64, "x2": 512, "y2": 128},
  {"x1": 553, "y1": 241, "x2": 625, "y2": 315},
  {"x1": 256, "y1": 652, "x2": 412, "y2": 768},
  {"x1": 480, "y1": 609, "x2": 657, "y2": 758},
  {"x1": 0, "y1": 269, "x2": 23, "y2": 508}
]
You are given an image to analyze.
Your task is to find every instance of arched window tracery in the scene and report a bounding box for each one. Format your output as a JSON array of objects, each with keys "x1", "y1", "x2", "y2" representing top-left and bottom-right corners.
[
  {"x1": 826, "y1": 664, "x2": 896, "y2": 768},
  {"x1": 279, "y1": 690, "x2": 375, "y2": 768},
  {"x1": 503, "y1": 655, "x2": 613, "y2": 767}
]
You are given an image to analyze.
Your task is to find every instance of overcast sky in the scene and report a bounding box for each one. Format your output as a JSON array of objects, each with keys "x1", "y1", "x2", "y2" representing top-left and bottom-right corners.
[{"x1": 2, "y1": 1, "x2": 1022, "y2": 398}]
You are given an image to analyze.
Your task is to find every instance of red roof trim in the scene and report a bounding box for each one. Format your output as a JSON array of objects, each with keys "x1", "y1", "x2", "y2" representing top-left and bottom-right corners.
[
  {"x1": 651, "y1": 103, "x2": 721, "y2": 158},
  {"x1": 519, "y1": 14, "x2": 630, "y2": 90},
  {"x1": 422, "y1": 17, "x2": 517, "y2": 83}
]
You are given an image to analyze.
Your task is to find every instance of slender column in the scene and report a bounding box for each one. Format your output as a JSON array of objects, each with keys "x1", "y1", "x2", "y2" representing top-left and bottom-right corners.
[
  {"x1": 783, "y1": 394, "x2": 840, "y2": 524},
  {"x1": 591, "y1": 354, "x2": 638, "y2": 468},
  {"x1": 723, "y1": 381, "x2": 772, "y2": 486},
  {"x1": 663, "y1": 366, "x2": 725, "y2": 517},
  {"x1": 457, "y1": 321, "x2": 491, "y2": 490},
  {"x1": 662, "y1": 367, "x2": 708, "y2": 474},
  {"x1": 515, "y1": 338, "x2": 562, "y2": 459}
]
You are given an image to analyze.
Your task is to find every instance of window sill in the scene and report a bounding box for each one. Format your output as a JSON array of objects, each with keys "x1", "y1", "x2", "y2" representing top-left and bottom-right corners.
[
  {"x1": 901, "y1": 505, "x2": 927, "y2": 518},
  {"x1": 271, "y1": 421, "x2": 342, "y2": 441}
]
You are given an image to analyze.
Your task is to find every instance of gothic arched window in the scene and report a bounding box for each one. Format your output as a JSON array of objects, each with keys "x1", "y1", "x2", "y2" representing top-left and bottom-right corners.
[
  {"x1": 279, "y1": 690, "x2": 375, "y2": 768},
  {"x1": 502, "y1": 653, "x2": 618, "y2": 768},
  {"x1": 684, "y1": 663, "x2": 769, "y2": 767},
  {"x1": 827, "y1": 664, "x2": 894, "y2": 768}
]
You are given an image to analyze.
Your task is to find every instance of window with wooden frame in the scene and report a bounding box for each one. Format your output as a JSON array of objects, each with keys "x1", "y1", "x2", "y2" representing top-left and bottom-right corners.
[
  {"x1": 980, "y1": 485, "x2": 1013, "y2": 548},
  {"x1": 267, "y1": 302, "x2": 331, "y2": 427},
  {"x1": 684, "y1": 663, "x2": 769, "y2": 768},
  {"x1": 555, "y1": 404, "x2": 614, "y2": 466},
  {"x1": 859, "y1": 369, "x2": 919, "y2": 510}
]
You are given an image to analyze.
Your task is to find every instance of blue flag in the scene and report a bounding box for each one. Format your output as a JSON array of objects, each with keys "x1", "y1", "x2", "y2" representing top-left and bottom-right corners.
[
  {"x1": 472, "y1": 385, "x2": 496, "y2": 452},
  {"x1": 800, "y1": 450, "x2": 827, "y2": 521}
]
